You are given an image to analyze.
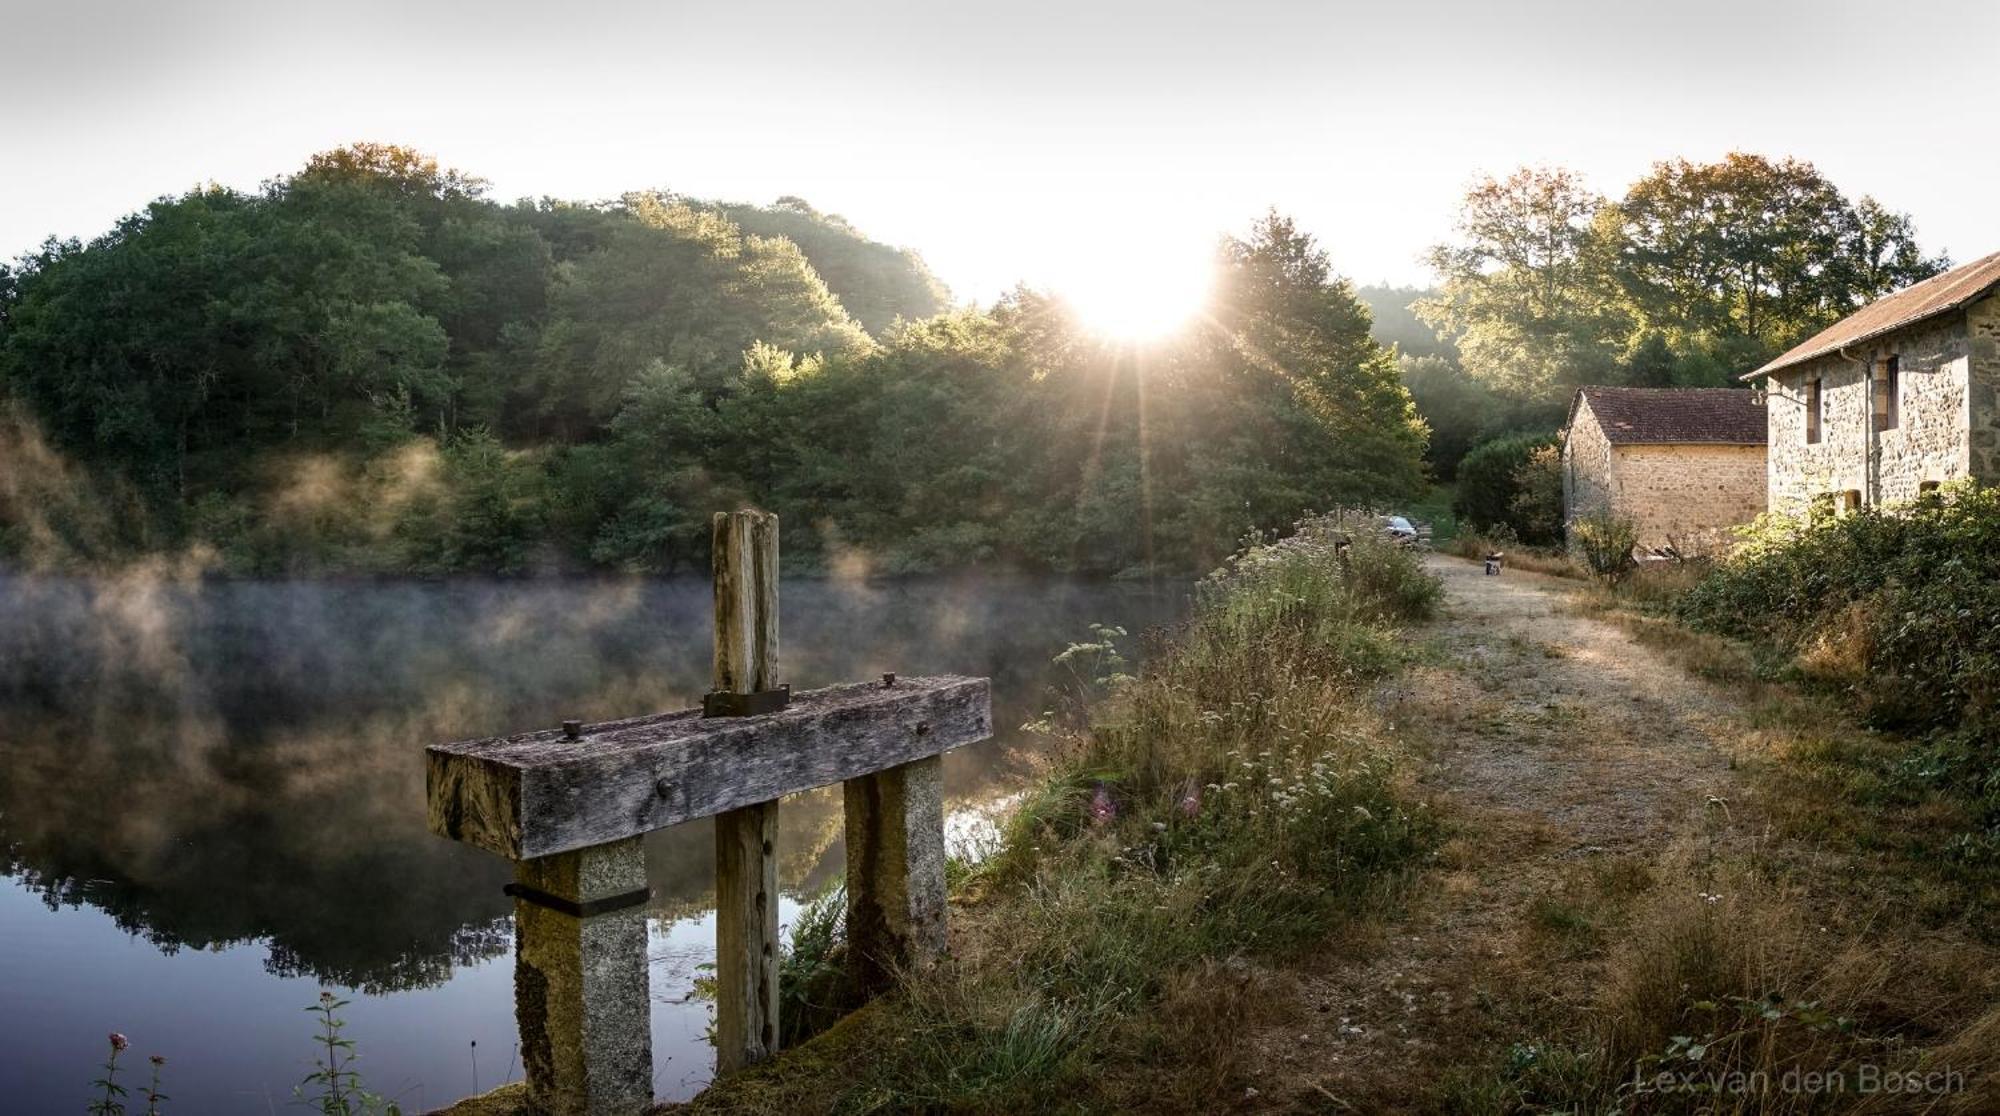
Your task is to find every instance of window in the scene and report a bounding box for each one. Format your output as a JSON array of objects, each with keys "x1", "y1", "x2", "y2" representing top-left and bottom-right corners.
[
  {"x1": 1873, "y1": 355, "x2": 1900, "y2": 432},
  {"x1": 1806, "y1": 377, "x2": 1823, "y2": 443},
  {"x1": 1841, "y1": 489, "x2": 1862, "y2": 515},
  {"x1": 1919, "y1": 480, "x2": 1941, "y2": 495}
]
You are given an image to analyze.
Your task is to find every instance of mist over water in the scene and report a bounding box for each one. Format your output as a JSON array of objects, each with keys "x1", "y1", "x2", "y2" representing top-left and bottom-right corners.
[{"x1": 0, "y1": 572, "x2": 1184, "y2": 1112}]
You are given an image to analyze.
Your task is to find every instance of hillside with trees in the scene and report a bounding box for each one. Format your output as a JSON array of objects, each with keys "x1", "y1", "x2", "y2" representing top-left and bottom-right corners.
[{"x1": 0, "y1": 146, "x2": 1424, "y2": 576}]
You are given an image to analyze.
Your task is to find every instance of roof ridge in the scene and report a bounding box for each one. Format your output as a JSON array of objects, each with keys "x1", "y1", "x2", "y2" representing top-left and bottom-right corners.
[{"x1": 1749, "y1": 249, "x2": 2000, "y2": 379}]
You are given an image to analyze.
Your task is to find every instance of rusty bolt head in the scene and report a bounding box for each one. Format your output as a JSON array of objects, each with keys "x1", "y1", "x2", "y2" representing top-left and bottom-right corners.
[{"x1": 562, "y1": 720, "x2": 582, "y2": 740}]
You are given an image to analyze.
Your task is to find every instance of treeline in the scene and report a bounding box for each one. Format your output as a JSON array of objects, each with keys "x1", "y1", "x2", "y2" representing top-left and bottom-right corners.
[
  {"x1": 1371, "y1": 153, "x2": 1948, "y2": 534},
  {"x1": 0, "y1": 145, "x2": 1424, "y2": 576}
]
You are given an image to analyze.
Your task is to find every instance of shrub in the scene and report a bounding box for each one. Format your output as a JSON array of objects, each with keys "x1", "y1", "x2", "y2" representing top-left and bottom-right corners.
[
  {"x1": 1454, "y1": 433, "x2": 1555, "y2": 537},
  {"x1": 1570, "y1": 513, "x2": 1637, "y2": 582}
]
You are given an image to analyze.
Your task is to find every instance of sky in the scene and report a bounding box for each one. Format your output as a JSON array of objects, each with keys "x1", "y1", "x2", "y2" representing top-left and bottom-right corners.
[{"x1": 4, "y1": 0, "x2": 1996, "y2": 306}]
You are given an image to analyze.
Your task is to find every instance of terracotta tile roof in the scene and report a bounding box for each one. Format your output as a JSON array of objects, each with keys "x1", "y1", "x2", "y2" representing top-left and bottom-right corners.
[
  {"x1": 1567, "y1": 386, "x2": 1767, "y2": 445},
  {"x1": 1748, "y1": 250, "x2": 2000, "y2": 379}
]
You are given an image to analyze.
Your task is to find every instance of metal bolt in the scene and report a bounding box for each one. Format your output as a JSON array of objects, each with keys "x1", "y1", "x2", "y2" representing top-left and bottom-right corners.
[
  {"x1": 882, "y1": 672, "x2": 897, "y2": 688},
  {"x1": 562, "y1": 720, "x2": 582, "y2": 740},
  {"x1": 655, "y1": 777, "x2": 673, "y2": 800},
  {"x1": 915, "y1": 721, "x2": 931, "y2": 736}
]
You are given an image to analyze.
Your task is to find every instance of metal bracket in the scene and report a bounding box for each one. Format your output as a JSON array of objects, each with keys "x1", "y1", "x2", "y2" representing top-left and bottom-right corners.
[
  {"x1": 702, "y1": 684, "x2": 791, "y2": 718},
  {"x1": 504, "y1": 882, "x2": 653, "y2": 918}
]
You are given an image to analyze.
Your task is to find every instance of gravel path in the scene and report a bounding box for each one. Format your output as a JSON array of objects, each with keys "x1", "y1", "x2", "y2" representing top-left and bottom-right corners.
[{"x1": 1240, "y1": 554, "x2": 1755, "y2": 1111}]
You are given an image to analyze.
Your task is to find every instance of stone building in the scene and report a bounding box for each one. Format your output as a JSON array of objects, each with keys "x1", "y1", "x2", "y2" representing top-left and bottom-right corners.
[
  {"x1": 1749, "y1": 250, "x2": 2000, "y2": 514},
  {"x1": 1561, "y1": 386, "x2": 1768, "y2": 553}
]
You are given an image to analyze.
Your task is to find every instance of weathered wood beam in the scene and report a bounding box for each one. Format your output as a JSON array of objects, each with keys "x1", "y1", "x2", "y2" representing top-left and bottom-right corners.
[
  {"x1": 711, "y1": 510, "x2": 782, "y2": 1076},
  {"x1": 426, "y1": 674, "x2": 991, "y2": 860}
]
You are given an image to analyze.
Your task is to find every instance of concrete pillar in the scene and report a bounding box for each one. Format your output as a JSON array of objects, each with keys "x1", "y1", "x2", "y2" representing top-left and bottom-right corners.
[
  {"x1": 512, "y1": 837, "x2": 652, "y2": 1116},
  {"x1": 843, "y1": 755, "x2": 947, "y2": 998}
]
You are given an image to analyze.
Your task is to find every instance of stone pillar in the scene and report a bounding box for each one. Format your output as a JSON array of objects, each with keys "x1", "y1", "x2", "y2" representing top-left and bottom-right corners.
[
  {"x1": 512, "y1": 837, "x2": 652, "y2": 1116},
  {"x1": 843, "y1": 755, "x2": 947, "y2": 998}
]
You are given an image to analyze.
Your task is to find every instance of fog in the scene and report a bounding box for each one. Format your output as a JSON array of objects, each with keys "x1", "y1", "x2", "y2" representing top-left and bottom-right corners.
[{"x1": 0, "y1": 570, "x2": 1185, "y2": 990}]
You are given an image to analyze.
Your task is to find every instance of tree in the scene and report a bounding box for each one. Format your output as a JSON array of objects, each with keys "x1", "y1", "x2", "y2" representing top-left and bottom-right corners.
[
  {"x1": 1610, "y1": 154, "x2": 1945, "y2": 365},
  {"x1": 1417, "y1": 168, "x2": 1626, "y2": 401},
  {"x1": 1454, "y1": 433, "x2": 1556, "y2": 536}
]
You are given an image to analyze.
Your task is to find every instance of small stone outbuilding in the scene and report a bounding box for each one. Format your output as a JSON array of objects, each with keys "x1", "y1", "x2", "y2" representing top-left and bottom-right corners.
[
  {"x1": 1748, "y1": 250, "x2": 2000, "y2": 514},
  {"x1": 1561, "y1": 386, "x2": 1768, "y2": 553}
]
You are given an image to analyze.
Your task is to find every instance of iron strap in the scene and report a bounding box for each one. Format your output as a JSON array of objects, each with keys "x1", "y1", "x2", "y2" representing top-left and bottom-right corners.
[
  {"x1": 503, "y1": 882, "x2": 652, "y2": 918},
  {"x1": 701, "y1": 684, "x2": 791, "y2": 718}
]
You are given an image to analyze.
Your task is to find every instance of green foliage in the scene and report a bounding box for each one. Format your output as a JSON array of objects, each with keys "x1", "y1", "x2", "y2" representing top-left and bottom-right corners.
[
  {"x1": 826, "y1": 516, "x2": 1439, "y2": 1110},
  {"x1": 1419, "y1": 156, "x2": 1946, "y2": 408},
  {"x1": 1453, "y1": 433, "x2": 1555, "y2": 536},
  {"x1": 89, "y1": 1033, "x2": 130, "y2": 1116},
  {"x1": 1673, "y1": 486, "x2": 2000, "y2": 856},
  {"x1": 1570, "y1": 512, "x2": 1638, "y2": 582},
  {"x1": 0, "y1": 154, "x2": 1425, "y2": 577},
  {"x1": 1508, "y1": 443, "x2": 1565, "y2": 546},
  {"x1": 777, "y1": 885, "x2": 852, "y2": 1048},
  {"x1": 713, "y1": 196, "x2": 951, "y2": 334},
  {"x1": 297, "y1": 991, "x2": 402, "y2": 1116},
  {"x1": 1678, "y1": 485, "x2": 2000, "y2": 732}
]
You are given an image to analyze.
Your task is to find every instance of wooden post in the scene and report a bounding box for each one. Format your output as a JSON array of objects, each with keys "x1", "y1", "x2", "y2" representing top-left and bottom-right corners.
[
  {"x1": 511, "y1": 838, "x2": 652, "y2": 1116},
  {"x1": 711, "y1": 510, "x2": 782, "y2": 1073}
]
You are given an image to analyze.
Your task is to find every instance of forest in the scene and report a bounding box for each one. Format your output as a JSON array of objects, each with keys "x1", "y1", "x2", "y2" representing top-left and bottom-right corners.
[
  {"x1": 0, "y1": 146, "x2": 1946, "y2": 574},
  {"x1": 0, "y1": 145, "x2": 1422, "y2": 577}
]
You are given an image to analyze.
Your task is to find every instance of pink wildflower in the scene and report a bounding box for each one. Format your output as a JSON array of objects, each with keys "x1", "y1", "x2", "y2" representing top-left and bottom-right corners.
[
  {"x1": 1089, "y1": 785, "x2": 1116, "y2": 825},
  {"x1": 109, "y1": 1033, "x2": 129, "y2": 1052}
]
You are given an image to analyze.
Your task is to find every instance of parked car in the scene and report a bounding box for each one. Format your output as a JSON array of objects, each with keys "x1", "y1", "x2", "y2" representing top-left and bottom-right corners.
[{"x1": 1378, "y1": 515, "x2": 1420, "y2": 547}]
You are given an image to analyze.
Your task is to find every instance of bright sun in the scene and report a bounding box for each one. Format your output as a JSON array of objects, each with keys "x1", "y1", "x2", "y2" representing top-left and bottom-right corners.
[{"x1": 1055, "y1": 241, "x2": 1214, "y2": 342}]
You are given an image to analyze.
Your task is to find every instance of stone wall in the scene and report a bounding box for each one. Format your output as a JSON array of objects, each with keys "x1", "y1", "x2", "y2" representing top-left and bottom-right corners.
[
  {"x1": 1969, "y1": 296, "x2": 2000, "y2": 479},
  {"x1": 1765, "y1": 312, "x2": 1974, "y2": 514},
  {"x1": 1562, "y1": 396, "x2": 1765, "y2": 553},
  {"x1": 1612, "y1": 443, "x2": 1767, "y2": 553},
  {"x1": 1562, "y1": 395, "x2": 1616, "y2": 521}
]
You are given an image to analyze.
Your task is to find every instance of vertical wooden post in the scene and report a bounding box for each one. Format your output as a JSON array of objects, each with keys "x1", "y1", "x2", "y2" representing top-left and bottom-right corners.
[
  {"x1": 711, "y1": 510, "x2": 782, "y2": 1073},
  {"x1": 843, "y1": 752, "x2": 948, "y2": 998},
  {"x1": 512, "y1": 838, "x2": 653, "y2": 1116}
]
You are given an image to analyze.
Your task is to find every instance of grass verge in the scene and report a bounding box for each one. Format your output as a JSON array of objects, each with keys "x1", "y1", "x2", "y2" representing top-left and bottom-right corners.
[{"x1": 673, "y1": 515, "x2": 1443, "y2": 1114}]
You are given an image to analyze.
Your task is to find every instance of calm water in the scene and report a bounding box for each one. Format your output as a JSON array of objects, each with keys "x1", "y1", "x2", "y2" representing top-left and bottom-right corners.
[{"x1": 0, "y1": 573, "x2": 1184, "y2": 1113}]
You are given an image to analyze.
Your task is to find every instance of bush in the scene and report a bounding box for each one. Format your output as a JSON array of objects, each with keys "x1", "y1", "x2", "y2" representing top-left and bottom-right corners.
[
  {"x1": 1508, "y1": 444, "x2": 1565, "y2": 545},
  {"x1": 1569, "y1": 513, "x2": 1637, "y2": 582},
  {"x1": 1454, "y1": 433, "x2": 1556, "y2": 538},
  {"x1": 739, "y1": 514, "x2": 1443, "y2": 1111},
  {"x1": 1676, "y1": 484, "x2": 2000, "y2": 731},
  {"x1": 1673, "y1": 484, "x2": 2000, "y2": 852}
]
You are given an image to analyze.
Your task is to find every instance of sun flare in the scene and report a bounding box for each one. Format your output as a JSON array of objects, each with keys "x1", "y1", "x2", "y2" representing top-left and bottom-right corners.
[{"x1": 1055, "y1": 241, "x2": 1214, "y2": 342}]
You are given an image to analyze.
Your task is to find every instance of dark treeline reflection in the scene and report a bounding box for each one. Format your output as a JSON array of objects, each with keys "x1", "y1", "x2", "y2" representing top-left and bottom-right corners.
[{"x1": 0, "y1": 573, "x2": 1183, "y2": 992}]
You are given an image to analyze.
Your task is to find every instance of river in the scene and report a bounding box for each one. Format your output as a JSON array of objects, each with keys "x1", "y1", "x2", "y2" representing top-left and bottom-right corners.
[{"x1": 0, "y1": 573, "x2": 1185, "y2": 1113}]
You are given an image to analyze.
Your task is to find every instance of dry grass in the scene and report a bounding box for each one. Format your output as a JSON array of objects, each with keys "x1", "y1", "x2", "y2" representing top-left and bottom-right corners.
[
  {"x1": 673, "y1": 518, "x2": 1442, "y2": 1114},
  {"x1": 1449, "y1": 531, "x2": 1584, "y2": 579}
]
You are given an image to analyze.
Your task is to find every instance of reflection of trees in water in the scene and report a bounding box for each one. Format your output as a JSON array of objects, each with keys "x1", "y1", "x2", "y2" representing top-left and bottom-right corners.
[{"x1": 0, "y1": 574, "x2": 1183, "y2": 990}]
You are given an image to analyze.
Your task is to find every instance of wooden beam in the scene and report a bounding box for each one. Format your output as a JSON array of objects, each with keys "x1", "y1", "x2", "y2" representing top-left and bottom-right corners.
[
  {"x1": 427, "y1": 674, "x2": 991, "y2": 860},
  {"x1": 711, "y1": 509, "x2": 779, "y2": 695},
  {"x1": 711, "y1": 509, "x2": 781, "y2": 1076}
]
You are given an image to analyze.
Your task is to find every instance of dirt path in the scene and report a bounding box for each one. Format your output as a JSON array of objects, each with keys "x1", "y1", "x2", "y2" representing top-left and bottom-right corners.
[{"x1": 1242, "y1": 554, "x2": 1758, "y2": 1111}]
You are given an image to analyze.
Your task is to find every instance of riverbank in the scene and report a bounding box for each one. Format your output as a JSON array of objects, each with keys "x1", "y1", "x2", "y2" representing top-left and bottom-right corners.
[
  {"x1": 634, "y1": 545, "x2": 1997, "y2": 1115},
  {"x1": 621, "y1": 517, "x2": 1444, "y2": 1113}
]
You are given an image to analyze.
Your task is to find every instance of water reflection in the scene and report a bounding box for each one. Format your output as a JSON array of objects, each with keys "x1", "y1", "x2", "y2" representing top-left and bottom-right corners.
[{"x1": 0, "y1": 573, "x2": 1182, "y2": 1110}]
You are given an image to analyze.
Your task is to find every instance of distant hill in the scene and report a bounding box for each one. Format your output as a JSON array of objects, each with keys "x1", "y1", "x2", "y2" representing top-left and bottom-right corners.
[
  {"x1": 709, "y1": 197, "x2": 951, "y2": 335},
  {"x1": 1355, "y1": 284, "x2": 1454, "y2": 361}
]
